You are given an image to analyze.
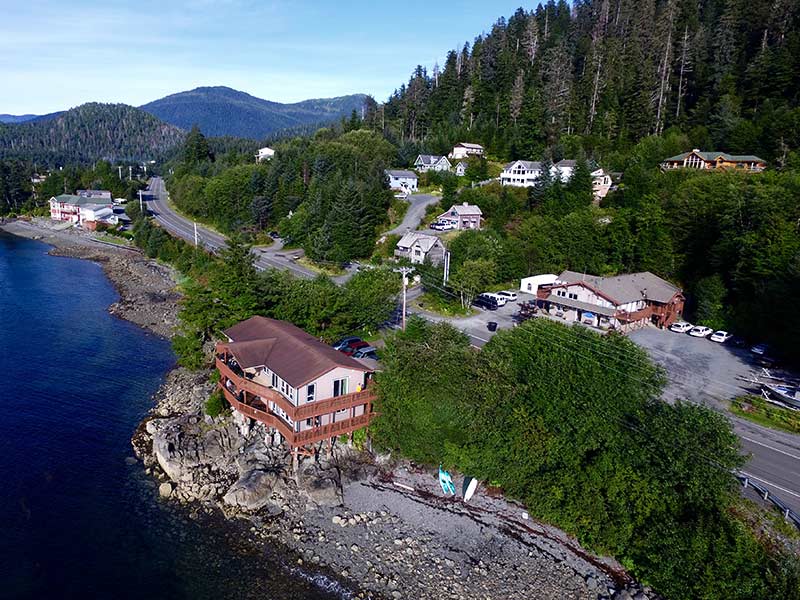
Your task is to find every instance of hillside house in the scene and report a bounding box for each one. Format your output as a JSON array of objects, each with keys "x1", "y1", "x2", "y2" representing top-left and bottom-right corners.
[
  {"x1": 551, "y1": 159, "x2": 576, "y2": 182},
  {"x1": 449, "y1": 143, "x2": 484, "y2": 160},
  {"x1": 79, "y1": 205, "x2": 118, "y2": 230},
  {"x1": 256, "y1": 147, "x2": 275, "y2": 162},
  {"x1": 414, "y1": 154, "x2": 452, "y2": 173},
  {"x1": 385, "y1": 169, "x2": 418, "y2": 193},
  {"x1": 591, "y1": 168, "x2": 612, "y2": 201},
  {"x1": 455, "y1": 161, "x2": 468, "y2": 177},
  {"x1": 394, "y1": 231, "x2": 445, "y2": 265},
  {"x1": 215, "y1": 317, "x2": 377, "y2": 452},
  {"x1": 501, "y1": 160, "x2": 543, "y2": 187},
  {"x1": 532, "y1": 270, "x2": 684, "y2": 331},
  {"x1": 660, "y1": 149, "x2": 766, "y2": 172},
  {"x1": 437, "y1": 202, "x2": 483, "y2": 230},
  {"x1": 49, "y1": 194, "x2": 113, "y2": 225}
]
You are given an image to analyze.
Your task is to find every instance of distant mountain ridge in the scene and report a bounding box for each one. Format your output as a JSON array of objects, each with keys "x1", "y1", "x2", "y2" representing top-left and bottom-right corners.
[
  {"x1": 140, "y1": 86, "x2": 367, "y2": 139},
  {"x1": 0, "y1": 103, "x2": 185, "y2": 164},
  {"x1": 0, "y1": 112, "x2": 63, "y2": 124}
]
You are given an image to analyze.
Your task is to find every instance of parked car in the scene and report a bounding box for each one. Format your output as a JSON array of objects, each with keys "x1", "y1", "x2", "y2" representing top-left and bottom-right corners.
[
  {"x1": 332, "y1": 336, "x2": 361, "y2": 351},
  {"x1": 750, "y1": 343, "x2": 771, "y2": 356},
  {"x1": 483, "y1": 292, "x2": 508, "y2": 307},
  {"x1": 495, "y1": 290, "x2": 518, "y2": 302},
  {"x1": 688, "y1": 325, "x2": 713, "y2": 338},
  {"x1": 430, "y1": 220, "x2": 457, "y2": 231},
  {"x1": 473, "y1": 294, "x2": 499, "y2": 311},
  {"x1": 342, "y1": 340, "x2": 371, "y2": 356},
  {"x1": 352, "y1": 346, "x2": 379, "y2": 360},
  {"x1": 669, "y1": 321, "x2": 693, "y2": 333},
  {"x1": 709, "y1": 330, "x2": 733, "y2": 343}
]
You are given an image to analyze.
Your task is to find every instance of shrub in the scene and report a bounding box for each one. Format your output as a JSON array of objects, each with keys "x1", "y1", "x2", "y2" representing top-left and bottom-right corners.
[{"x1": 204, "y1": 390, "x2": 228, "y2": 418}]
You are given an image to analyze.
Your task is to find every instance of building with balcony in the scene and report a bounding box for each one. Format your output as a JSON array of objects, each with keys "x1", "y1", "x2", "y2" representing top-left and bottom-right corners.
[
  {"x1": 532, "y1": 270, "x2": 684, "y2": 332},
  {"x1": 660, "y1": 149, "x2": 766, "y2": 172},
  {"x1": 215, "y1": 316, "x2": 378, "y2": 451}
]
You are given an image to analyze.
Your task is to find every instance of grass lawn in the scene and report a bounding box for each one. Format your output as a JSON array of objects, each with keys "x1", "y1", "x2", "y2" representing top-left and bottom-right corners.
[
  {"x1": 413, "y1": 292, "x2": 474, "y2": 317},
  {"x1": 297, "y1": 256, "x2": 346, "y2": 276},
  {"x1": 387, "y1": 197, "x2": 410, "y2": 229},
  {"x1": 730, "y1": 395, "x2": 800, "y2": 435},
  {"x1": 93, "y1": 233, "x2": 133, "y2": 247}
]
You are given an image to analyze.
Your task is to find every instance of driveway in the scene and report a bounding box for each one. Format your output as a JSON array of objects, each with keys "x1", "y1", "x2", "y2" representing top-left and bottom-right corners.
[{"x1": 384, "y1": 194, "x2": 440, "y2": 236}]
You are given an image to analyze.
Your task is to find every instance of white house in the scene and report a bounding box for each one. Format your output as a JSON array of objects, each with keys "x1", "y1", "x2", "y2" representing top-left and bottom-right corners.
[
  {"x1": 454, "y1": 161, "x2": 468, "y2": 177},
  {"x1": 414, "y1": 154, "x2": 452, "y2": 173},
  {"x1": 501, "y1": 160, "x2": 543, "y2": 187},
  {"x1": 49, "y1": 194, "x2": 113, "y2": 224},
  {"x1": 79, "y1": 205, "x2": 118, "y2": 230},
  {"x1": 436, "y1": 202, "x2": 483, "y2": 230},
  {"x1": 591, "y1": 168, "x2": 612, "y2": 201},
  {"x1": 551, "y1": 159, "x2": 576, "y2": 182},
  {"x1": 449, "y1": 143, "x2": 484, "y2": 160},
  {"x1": 256, "y1": 147, "x2": 275, "y2": 162},
  {"x1": 394, "y1": 232, "x2": 446, "y2": 265},
  {"x1": 385, "y1": 169, "x2": 418, "y2": 193}
]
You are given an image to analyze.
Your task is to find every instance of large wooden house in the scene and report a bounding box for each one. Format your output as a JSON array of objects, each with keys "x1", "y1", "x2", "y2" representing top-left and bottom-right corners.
[{"x1": 661, "y1": 149, "x2": 766, "y2": 172}]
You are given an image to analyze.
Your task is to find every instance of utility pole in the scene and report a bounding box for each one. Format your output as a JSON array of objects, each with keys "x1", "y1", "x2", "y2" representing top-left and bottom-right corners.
[
  {"x1": 128, "y1": 166, "x2": 133, "y2": 180},
  {"x1": 442, "y1": 251, "x2": 451, "y2": 285},
  {"x1": 194, "y1": 222, "x2": 199, "y2": 247},
  {"x1": 118, "y1": 165, "x2": 123, "y2": 180},
  {"x1": 399, "y1": 267, "x2": 413, "y2": 331},
  {"x1": 138, "y1": 189, "x2": 143, "y2": 212}
]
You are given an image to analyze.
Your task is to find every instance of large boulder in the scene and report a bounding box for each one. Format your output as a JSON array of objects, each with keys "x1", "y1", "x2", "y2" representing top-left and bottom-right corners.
[
  {"x1": 297, "y1": 460, "x2": 343, "y2": 507},
  {"x1": 223, "y1": 469, "x2": 280, "y2": 511}
]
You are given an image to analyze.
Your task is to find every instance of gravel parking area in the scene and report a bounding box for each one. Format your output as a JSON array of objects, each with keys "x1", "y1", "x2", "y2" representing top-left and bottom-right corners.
[{"x1": 627, "y1": 328, "x2": 758, "y2": 407}]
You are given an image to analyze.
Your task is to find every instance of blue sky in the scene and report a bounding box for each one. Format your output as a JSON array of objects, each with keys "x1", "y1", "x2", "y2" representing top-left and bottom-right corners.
[{"x1": 1, "y1": 1, "x2": 531, "y2": 114}]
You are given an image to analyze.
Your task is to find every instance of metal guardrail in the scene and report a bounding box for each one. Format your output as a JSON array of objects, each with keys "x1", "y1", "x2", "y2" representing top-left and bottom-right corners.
[{"x1": 736, "y1": 472, "x2": 800, "y2": 529}]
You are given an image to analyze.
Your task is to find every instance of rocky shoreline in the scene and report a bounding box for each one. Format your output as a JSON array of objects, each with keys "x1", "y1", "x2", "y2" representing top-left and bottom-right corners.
[
  {"x1": 134, "y1": 368, "x2": 659, "y2": 600},
  {"x1": 0, "y1": 218, "x2": 180, "y2": 338}
]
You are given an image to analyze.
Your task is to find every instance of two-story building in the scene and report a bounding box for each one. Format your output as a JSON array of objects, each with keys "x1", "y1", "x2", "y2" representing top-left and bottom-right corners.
[
  {"x1": 215, "y1": 317, "x2": 378, "y2": 452},
  {"x1": 501, "y1": 160, "x2": 543, "y2": 187},
  {"x1": 551, "y1": 159, "x2": 576, "y2": 182},
  {"x1": 591, "y1": 168, "x2": 613, "y2": 201},
  {"x1": 454, "y1": 161, "x2": 468, "y2": 177},
  {"x1": 414, "y1": 154, "x2": 452, "y2": 173},
  {"x1": 436, "y1": 202, "x2": 483, "y2": 230},
  {"x1": 533, "y1": 270, "x2": 684, "y2": 332},
  {"x1": 394, "y1": 231, "x2": 446, "y2": 265},
  {"x1": 660, "y1": 149, "x2": 766, "y2": 172},
  {"x1": 385, "y1": 169, "x2": 419, "y2": 194},
  {"x1": 49, "y1": 194, "x2": 114, "y2": 225},
  {"x1": 449, "y1": 143, "x2": 484, "y2": 160}
]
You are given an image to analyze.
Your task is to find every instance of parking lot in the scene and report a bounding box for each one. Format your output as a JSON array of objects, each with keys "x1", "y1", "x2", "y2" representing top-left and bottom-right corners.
[{"x1": 628, "y1": 327, "x2": 758, "y2": 408}]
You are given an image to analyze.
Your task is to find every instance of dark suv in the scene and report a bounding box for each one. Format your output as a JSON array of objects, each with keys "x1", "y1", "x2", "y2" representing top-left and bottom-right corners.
[{"x1": 473, "y1": 294, "x2": 499, "y2": 311}]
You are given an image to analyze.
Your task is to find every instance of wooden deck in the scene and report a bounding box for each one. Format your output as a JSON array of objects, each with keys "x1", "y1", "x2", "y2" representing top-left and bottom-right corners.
[{"x1": 215, "y1": 346, "x2": 377, "y2": 449}]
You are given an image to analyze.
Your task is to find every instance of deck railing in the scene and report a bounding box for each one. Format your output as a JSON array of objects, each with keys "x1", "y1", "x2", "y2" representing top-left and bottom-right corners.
[{"x1": 215, "y1": 343, "x2": 377, "y2": 448}]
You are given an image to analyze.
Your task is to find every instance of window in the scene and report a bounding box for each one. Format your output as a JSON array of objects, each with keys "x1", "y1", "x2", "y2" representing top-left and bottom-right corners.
[
  {"x1": 306, "y1": 383, "x2": 315, "y2": 403},
  {"x1": 333, "y1": 378, "x2": 348, "y2": 397},
  {"x1": 271, "y1": 373, "x2": 278, "y2": 388},
  {"x1": 568, "y1": 293, "x2": 578, "y2": 300},
  {"x1": 557, "y1": 290, "x2": 566, "y2": 297},
  {"x1": 306, "y1": 418, "x2": 313, "y2": 427}
]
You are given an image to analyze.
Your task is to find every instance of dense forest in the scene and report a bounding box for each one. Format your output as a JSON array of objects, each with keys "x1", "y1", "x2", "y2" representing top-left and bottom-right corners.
[
  {"x1": 0, "y1": 103, "x2": 185, "y2": 164},
  {"x1": 381, "y1": 0, "x2": 800, "y2": 165},
  {"x1": 169, "y1": 125, "x2": 395, "y2": 263},
  {"x1": 375, "y1": 319, "x2": 800, "y2": 600}
]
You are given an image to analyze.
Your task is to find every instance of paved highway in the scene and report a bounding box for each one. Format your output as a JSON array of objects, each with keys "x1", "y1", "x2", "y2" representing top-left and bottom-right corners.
[{"x1": 146, "y1": 177, "x2": 324, "y2": 280}]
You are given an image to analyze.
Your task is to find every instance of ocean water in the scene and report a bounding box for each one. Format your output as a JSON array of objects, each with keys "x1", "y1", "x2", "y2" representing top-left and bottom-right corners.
[{"x1": 0, "y1": 232, "x2": 343, "y2": 600}]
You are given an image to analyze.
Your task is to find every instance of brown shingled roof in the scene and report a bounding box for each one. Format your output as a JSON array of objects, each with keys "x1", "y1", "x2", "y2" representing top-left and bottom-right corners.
[{"x1": 223, "y1": 316, "x2": 370, "y2": 387}]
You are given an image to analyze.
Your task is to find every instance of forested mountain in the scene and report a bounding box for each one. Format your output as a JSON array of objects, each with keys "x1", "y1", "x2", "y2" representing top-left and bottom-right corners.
[
  {"x1": 141, "y1": 86, "x2": 368, "y2": 139},
  {"x1": 0, "y1": 114, "x2": 38, "y2": 124},
  {"x1": 0, "y1": 103, "x2": 185, "y2": 164},
  {"x1": 382, "y1": 0, "x2": 800, "y2": 163}
]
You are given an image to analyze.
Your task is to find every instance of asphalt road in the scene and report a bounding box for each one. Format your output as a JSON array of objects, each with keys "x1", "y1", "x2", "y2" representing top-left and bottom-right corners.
[
  {"x1": 146, "y1": 177, "x2": 332, "y2": 281},
  {"x1": 629, "y1": 328, "x2": 800, "y2": 514},
  {"x1": 384, "y1": 194, "x2": 441, "y2": 236}
]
